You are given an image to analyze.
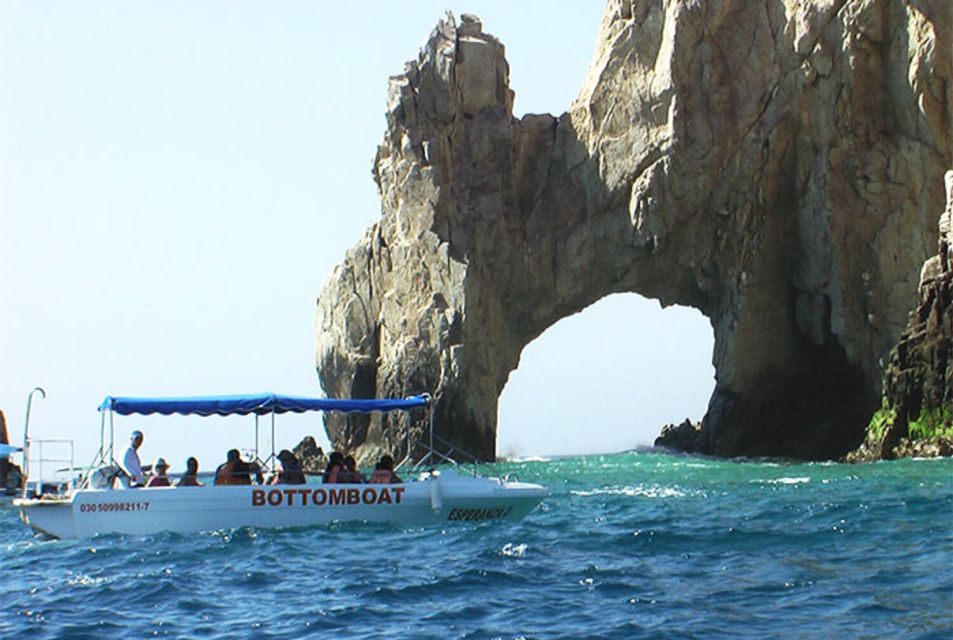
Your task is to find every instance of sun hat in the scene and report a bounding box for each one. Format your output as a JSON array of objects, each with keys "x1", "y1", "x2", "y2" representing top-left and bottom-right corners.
[{"x1": 154, "y1": 457, "x2": 169, "y2": 469}]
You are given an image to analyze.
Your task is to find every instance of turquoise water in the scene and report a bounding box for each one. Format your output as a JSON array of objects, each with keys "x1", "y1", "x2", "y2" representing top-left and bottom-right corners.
[{"x1": 1, "y1": 451, "x2": 951, "y2": 639}]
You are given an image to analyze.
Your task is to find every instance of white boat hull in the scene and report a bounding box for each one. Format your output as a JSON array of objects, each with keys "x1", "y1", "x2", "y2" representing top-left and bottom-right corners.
[{"x1": 15, "y1": 470, "x2": 546, "y2": 539}]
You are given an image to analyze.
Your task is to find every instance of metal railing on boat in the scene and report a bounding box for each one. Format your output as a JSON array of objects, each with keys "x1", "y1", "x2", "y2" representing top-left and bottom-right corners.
[
  {"x1": 25, "y1": 438, "x2": 75, "y2": 496},
  {"x1": 401, "y1": 433, "x2": 504, "y2": 479}
]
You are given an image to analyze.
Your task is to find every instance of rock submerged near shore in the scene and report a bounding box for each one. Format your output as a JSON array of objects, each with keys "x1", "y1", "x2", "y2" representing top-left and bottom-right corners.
[{"x1": 315, "y1": 1, "x2": 952, "y2": 463}]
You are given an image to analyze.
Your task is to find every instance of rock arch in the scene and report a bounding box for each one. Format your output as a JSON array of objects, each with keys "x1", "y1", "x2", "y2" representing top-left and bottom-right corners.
[
  {"x1": 316, "y1": 3, "x2": 952, "y2": 462},
  {"x1": 496, "y1": 293, "x2": 715, "y2": 457}
]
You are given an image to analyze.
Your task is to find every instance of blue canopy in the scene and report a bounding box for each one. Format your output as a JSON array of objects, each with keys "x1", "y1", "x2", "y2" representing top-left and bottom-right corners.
[
  {"x1": 98, "y1": 393, "x2": 430, "y2": 417},
  {"x1": 0, "y1": 443, "x2": 21, "y2": 458}
]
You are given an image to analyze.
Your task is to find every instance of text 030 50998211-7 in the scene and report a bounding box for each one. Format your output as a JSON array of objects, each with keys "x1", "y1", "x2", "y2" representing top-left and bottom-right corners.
[{"x1": 79, "y1": 502, "x2": 151, "y2": 513}]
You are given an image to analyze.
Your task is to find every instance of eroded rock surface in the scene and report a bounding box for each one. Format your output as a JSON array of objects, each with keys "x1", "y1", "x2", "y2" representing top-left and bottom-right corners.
[
  {"x1": 848, "y1": 171, "x2": 953, "y2": 461},
  {"x1": 655, "y1": 419, "x2": 704, "y2": 453},
  {"x1": 292, "y1": 436, "x2": 328, "y2": 476},
  {"x1": 316, "y1": 2, "x2": 952, "y2": 463}
]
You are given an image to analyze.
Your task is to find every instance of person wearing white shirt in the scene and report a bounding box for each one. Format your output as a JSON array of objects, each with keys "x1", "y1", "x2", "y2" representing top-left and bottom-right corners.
[{"x1": 123, "y1": 430, "x2": 145, "y2": 486}]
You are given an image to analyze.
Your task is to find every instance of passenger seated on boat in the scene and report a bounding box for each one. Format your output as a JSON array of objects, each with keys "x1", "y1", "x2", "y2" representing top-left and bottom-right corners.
[
  {"x1": 122, "y1": 430, "x2": 146, "y2": 487},
  {"x1": 146, "y1": 457, "x2": 171, "y2": 488},
  {"x1": 248, "y1": 458, "x2": 265, "y2": 485},
  {"x1": 215, "y1": 449, "x2": 249, "y2": 485},
  {"x1": 176, "y1": 456, "x2": 203, "y2": 487},
  {"x1": 322, "y1": 451, "x2": 344, "y2": 484},
  {"x1": 338, "y1": 455, "x2": 364, "y2": 483},
  {"x1": 369, "y1": 455, "x2": 402, "y2": 484},
  {"x1": 270, "y1": 449, "x2": 305, "y2": 485}
]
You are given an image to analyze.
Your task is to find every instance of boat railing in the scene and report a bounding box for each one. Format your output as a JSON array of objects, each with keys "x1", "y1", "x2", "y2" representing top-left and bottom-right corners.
[
  {"x1": 25, "y1": 438, "x2": 75, "y2": 496},
  {"x1": 403, "y1": 433, "x2": 500, "y2": 479}
]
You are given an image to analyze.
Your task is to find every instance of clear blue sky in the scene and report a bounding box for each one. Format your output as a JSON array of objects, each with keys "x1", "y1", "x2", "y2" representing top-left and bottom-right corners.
[{"x1": 1, "y1": 1, "x2": 714, "y2": 476}]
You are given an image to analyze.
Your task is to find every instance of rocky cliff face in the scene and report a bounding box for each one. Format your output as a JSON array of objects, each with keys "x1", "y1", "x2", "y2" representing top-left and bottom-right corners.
[
  {"x1": 316, "y1": 1, "x2": 952, "y2": 463},
  {"x1": 848, "y1": 171, "x2": 953, "y2": 461}
]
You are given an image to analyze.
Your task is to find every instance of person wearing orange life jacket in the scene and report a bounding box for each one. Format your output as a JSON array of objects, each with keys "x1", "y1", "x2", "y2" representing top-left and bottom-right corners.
[{"x1": 214, "y1": 449, "x2": 262, "y2": 485}]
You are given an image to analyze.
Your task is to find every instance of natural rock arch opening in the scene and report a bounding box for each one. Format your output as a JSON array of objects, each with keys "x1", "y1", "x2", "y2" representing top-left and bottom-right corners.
[{"x1": 496, "y1": 293, "x2": 714, "y2": 458}]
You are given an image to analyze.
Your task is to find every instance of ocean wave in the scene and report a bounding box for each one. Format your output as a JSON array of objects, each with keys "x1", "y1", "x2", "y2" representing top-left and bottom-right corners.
[
  {"x1": 0, "y1": 451, "x2": 949, "y2": 639},
  {"x1": 571, "y1": 485, "x2": 687, "y2": 498},
  {"x1": 505, "y1": 455, "x2": 552, "y2": 463},
  {"x1": 751, "y1": 477, "x2": 811, "y2": 485}
]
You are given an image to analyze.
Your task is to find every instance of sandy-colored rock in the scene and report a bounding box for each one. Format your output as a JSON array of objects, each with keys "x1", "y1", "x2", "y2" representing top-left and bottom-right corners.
[{"x1": 317, "y1": 1, "x2": 952, "y2": 463}]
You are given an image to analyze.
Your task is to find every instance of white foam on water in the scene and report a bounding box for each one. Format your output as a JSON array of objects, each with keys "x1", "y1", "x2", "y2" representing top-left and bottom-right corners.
[
  {"x1": 65, "y1": 572, "x2": 111, "y2": 588},
  {"x1": 571, "y1": 485, "x2": 686, "y2": 498},
  {"x1": 501, "y1": 542, "x2": 527, "y2": 557},
  {"x1": 751, "y1": 477, "x2": 811, "y2": 485}
]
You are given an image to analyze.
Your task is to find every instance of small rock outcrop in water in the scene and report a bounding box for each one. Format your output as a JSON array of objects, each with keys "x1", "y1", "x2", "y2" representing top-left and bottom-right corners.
[
  {"x1": 316, "y1": 3, "x2": 952, "y2": 462},
  {"x1": 847, "y1": 172, "x2": 953, "y2": 462},
  {"x1": 292, "y1": 436, "x2": 328, "y2": 475},
  {"x1": 655, "y1": 420, "x2": 703, "y2": 453}
]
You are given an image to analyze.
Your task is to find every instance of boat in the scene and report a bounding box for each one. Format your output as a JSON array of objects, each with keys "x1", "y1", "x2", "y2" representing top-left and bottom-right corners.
[
  {"x1": 0, "y1": 443, "x2": 23, "y2": 504},
  {"x1": 15, "y1": 392, "x2": 547, "y2": 539}
]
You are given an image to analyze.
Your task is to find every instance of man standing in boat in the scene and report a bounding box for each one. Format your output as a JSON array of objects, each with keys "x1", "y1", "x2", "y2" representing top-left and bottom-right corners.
[{"x1": 123, "y1": 430, "x2": 146, "y2": 487}]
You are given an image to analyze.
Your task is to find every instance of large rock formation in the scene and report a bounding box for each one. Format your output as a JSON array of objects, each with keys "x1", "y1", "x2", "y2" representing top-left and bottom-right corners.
[
  {"x1": 316, "y1": 1, "x2": 952, "y2": 463},
  {"x1": 848, "y1": 171, "x2": 953, "y2": 461}
]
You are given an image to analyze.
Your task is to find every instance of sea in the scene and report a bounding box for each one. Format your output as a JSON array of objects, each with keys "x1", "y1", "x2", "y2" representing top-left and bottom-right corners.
[{"x1": 1, "y1": 451, "x2": 951, "y2": 639}]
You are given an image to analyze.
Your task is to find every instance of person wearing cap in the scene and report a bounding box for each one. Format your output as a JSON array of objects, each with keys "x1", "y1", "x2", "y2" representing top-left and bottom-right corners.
[
  {"x1": 146, "y1": 457, "x2": 171, "y2": 488},
  {"x1": 123, "y1": 430, "x2": 145, "y2": 487}
]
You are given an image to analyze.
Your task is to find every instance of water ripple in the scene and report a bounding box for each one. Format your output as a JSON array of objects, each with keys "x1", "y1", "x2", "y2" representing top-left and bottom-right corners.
[{"x1": 0, "y1": 453, "x2": 950, "y2": 639}]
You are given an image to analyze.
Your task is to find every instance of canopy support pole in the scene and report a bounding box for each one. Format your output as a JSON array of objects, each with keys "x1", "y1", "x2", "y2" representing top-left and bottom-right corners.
[
  {"x1": 270, "y1": 411, "x2": 276, "y2": 471},
  {"x1": 108, "y1": 410, "x2": 115, "y2": 463},
  {"x1": 97, "y1": 409, "x2": 106, "y2": 464},
  {"x1": 254, "y1": 415, "x2": 260, "y2": 463},
  {"x1": 429, "y1": 403, "x2": 435, "y2": 458}
]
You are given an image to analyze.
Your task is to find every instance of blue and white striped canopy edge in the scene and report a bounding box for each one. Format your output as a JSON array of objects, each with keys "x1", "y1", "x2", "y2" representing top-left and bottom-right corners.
[{"x1": 98, "y1": 393, "x2": 430, "y2": 417}]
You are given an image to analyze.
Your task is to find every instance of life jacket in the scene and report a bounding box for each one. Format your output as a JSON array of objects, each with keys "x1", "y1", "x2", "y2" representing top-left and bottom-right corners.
[
  {"x1": 278, "y1": 467, "x2": 306, "y2": 485},
  {"x1": 369, "y1": 468, "x2": 394, "y2": 484},
  {"x1": 214, "y1": 462, "x2": 240, "y2": 485},
  {"x1": 146, "y1": 475, "x2": 171, "y2": 488}
]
